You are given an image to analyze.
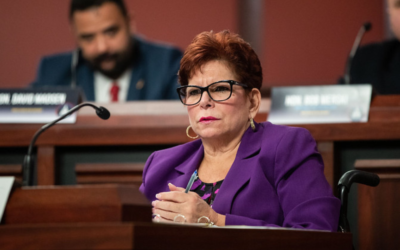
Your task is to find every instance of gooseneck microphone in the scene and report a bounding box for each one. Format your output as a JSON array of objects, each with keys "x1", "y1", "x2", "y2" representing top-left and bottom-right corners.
[
  {"x1": 344, "y1": 22, "x2": 372, "y2": 84},
  {"x1": 22, "y1": 103, "x2": 110, "y2": 186}
]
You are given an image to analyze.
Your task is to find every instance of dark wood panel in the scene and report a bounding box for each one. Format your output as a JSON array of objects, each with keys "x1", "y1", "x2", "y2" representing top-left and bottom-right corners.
[
  {"x1": 358, "y1": 180, "x2": 400, "y2": 250},
  {"x1": 355, "y1": 160, "x2": 400, "y2": 179},
  {"x1": 0, "y1": 222, "x2": 352, "y2": 250},
  {"x1": 0, "y1": 164, "x2": 22, "y2": 184},
  {"x1": 370, "y1": 95, "x2": 400, "y2": 106},
  {"x1": 0, "y1": 223, "x2": 134, "y2": 250},
  {"x1": 355, "y1": 159, "x2": 400, "y2": 168},
  {"x1": 0, "y1": 186, "x2": 352, "y2": 250},
  {"x1": 356, "y1": 160, "x2": 400, "y2": 250},
  {"x1": 318, "y1": 142, "x2": 335, "y2": 188},
  {"x1": 1, "y1": 96, "x2": 400, "y2": 148},
  {"x1": 6, "y1": 118, "x2": 400, "y2": 146},
  {"x1": 37, "y1": 146, "x2": 55, "y2": 185},
  {"x1": 133, "y1": 223, "x2": 352, "y2": 250},
  {"x1": 76, "y1": 163, "x2": 145, "y2": 185},
  {"x1": 0, "y1": 164, "x2": 22, "y2": 174},
  {"x1": 4, "y1": 185, "x2": 151, "y2": 224}
]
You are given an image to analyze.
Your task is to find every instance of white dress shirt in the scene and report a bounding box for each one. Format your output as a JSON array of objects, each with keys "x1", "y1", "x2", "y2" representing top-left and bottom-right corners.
[{"x1": 94, "y1": 70, "x2": 131, "y2": 103}]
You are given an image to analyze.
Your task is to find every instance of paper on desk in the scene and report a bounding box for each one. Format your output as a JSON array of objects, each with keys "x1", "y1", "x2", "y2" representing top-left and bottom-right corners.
[
  {"x1": 153, "y1": 221, "x2": 328, "y2": 232},
  {"x1": 0, "y1": 177, "x2": 15, "y2": 221},
  {"x1": 223, "y1": 225, "x2": 329, "y2": 232},
  {"x1": 153, "y1": 221, "x2": 216, "y2": 227}
]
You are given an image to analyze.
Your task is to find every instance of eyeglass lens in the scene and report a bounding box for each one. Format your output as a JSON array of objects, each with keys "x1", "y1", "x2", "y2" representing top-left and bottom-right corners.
[{"x1": 180, "y1": 82, "x2": 232, "y2": 105}]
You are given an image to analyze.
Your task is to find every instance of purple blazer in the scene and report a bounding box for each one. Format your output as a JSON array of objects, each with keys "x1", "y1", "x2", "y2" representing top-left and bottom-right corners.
[{"x1": 139, "y1": 122, "x2": 340, "y2": 231}]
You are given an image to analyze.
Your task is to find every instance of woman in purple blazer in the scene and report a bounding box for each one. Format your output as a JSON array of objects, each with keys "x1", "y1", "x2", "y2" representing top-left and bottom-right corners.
[{"x1": 140, "y1": 30, "x2": 340, "y2": 231}]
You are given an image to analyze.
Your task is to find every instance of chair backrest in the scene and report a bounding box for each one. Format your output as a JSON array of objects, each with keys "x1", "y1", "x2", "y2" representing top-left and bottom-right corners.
[{"x1": 337, "y1": 170, "x2": 380, "y2": 233}]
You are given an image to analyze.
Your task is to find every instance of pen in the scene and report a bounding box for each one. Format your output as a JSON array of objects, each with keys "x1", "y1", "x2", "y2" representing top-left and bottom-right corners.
[{"x1": 185, "y1": 170, "x2": 198, "y2": 193}]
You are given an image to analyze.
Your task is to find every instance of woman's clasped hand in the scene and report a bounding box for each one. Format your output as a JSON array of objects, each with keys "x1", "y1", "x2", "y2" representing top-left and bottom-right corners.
[{"x1": 152, "y1": 183, "x2": 223, "y2": 225}]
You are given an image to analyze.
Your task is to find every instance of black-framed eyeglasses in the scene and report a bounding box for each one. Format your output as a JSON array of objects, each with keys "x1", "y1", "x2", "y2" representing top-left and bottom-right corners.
[{"x1": 177, "y1": 80, "x2": 249, "y2": 106}]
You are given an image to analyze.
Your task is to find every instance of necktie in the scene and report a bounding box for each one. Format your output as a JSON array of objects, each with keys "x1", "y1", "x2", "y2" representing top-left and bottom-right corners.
[{"x1": 110, "y1": 82, "x2": 119, "y2": 102}]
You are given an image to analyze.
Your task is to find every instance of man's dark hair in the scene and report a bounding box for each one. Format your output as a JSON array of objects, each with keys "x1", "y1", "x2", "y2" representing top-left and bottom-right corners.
[{"x1": 69, "y1": 0, "x2": 128, "y2": 19}]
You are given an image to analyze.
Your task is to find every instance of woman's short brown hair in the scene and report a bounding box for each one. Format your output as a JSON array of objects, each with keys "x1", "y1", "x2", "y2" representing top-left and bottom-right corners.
[{"x1": 178, "y1": 30, "x2": 263, "y2": 90}]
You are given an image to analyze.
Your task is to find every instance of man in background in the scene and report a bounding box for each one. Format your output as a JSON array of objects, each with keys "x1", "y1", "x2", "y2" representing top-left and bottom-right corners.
[
  {"x1": 32, "y1": 0, "x2": 182, "y2": 102},
  {"x1": 348, "y1": 0, "x2": 400, "y2": 94}
]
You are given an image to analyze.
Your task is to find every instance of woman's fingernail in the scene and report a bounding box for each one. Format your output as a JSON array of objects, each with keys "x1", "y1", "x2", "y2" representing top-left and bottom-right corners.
[
  {"x1": 152, "y1": 201, "x2": 156, "y2": 206},
  {"x1": 156, "y1": 193, "x2": 161, "y2": 199}
]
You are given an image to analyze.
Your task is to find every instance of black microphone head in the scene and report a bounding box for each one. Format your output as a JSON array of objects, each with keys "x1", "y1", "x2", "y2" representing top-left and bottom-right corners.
[
  {"x1": 96, "y1": 106, "x2": 110, "y2": 120},
  {"x1": 363, "y1": 22, "x2": 372, "y2": 32}
]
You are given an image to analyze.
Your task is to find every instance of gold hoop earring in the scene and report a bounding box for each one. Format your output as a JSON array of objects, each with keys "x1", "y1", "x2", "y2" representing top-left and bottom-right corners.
[
  {"x1": 250, "y1": 118, "x2": 256, "y2": 131},
  {"x1": 186, "y1": 125, "x2": 199, "y2": 139}
]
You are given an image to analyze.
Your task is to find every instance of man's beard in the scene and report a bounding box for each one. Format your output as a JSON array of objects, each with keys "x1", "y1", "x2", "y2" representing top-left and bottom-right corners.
[{"x1": 88, "y1": 47, "x2": 133, "y2": 79}]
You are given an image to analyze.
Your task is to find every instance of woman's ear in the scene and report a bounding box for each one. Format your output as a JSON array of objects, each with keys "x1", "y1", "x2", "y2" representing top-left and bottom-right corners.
[{"x1": 248, "y1": 88, "x2": 261, "y2": 119}]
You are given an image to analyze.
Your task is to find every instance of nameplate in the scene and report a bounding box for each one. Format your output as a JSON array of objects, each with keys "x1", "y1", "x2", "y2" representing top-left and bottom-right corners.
[
  {"x1": 0, "y1": 177, "x2": 14, "y2": 222},
  {"x1": 0, "y1": 88, "x2": 80, "y2": 123},
  {"x1": 268, "y1": 85, "x2": 372, "y2": 124}
]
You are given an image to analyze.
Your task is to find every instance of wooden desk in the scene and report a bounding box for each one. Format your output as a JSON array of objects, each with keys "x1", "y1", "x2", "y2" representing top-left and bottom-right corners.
[
  {"x1": 355, "y1": 160, "x2": 400, "y2": 250},
  {"x1": 0, "y1": 222, "x2": 352, "y2": 250},
  {"x1": 0, "y1": 185, "x2": 352, "y2": 250}
]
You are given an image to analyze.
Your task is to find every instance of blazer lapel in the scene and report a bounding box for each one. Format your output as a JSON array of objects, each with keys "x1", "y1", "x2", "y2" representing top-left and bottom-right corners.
[
  {"x1": 167, "y1": 142, "x2": 204, "y2": 189},
  {"x1": 127, "y1": 38, "x2": 146, "y2": 100},
  {"x1": 212, "y1": 122, "x2": 262, "y2": 214},
  {"x1": 126, "y1": 61, "x2": 144, "y2": 100},
  {"x1": 76, "y1": 63, "x2": 95, "y2": 101}
]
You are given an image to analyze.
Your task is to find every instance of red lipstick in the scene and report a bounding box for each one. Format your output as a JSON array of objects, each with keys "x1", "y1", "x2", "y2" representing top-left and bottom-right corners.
[{"x1": 199, "y1": 116, "x2": 220, "y2": 123}]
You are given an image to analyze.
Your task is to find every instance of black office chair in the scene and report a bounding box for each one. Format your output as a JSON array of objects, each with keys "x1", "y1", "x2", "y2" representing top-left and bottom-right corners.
[{"x1": 337, "y1": 170, "x2": 380, "y2": 233}]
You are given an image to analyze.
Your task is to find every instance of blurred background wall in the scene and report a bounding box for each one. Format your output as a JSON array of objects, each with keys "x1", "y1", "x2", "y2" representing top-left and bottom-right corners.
[{"x1": 0, "y1": 0, "x2": 386, "y2": 89}]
